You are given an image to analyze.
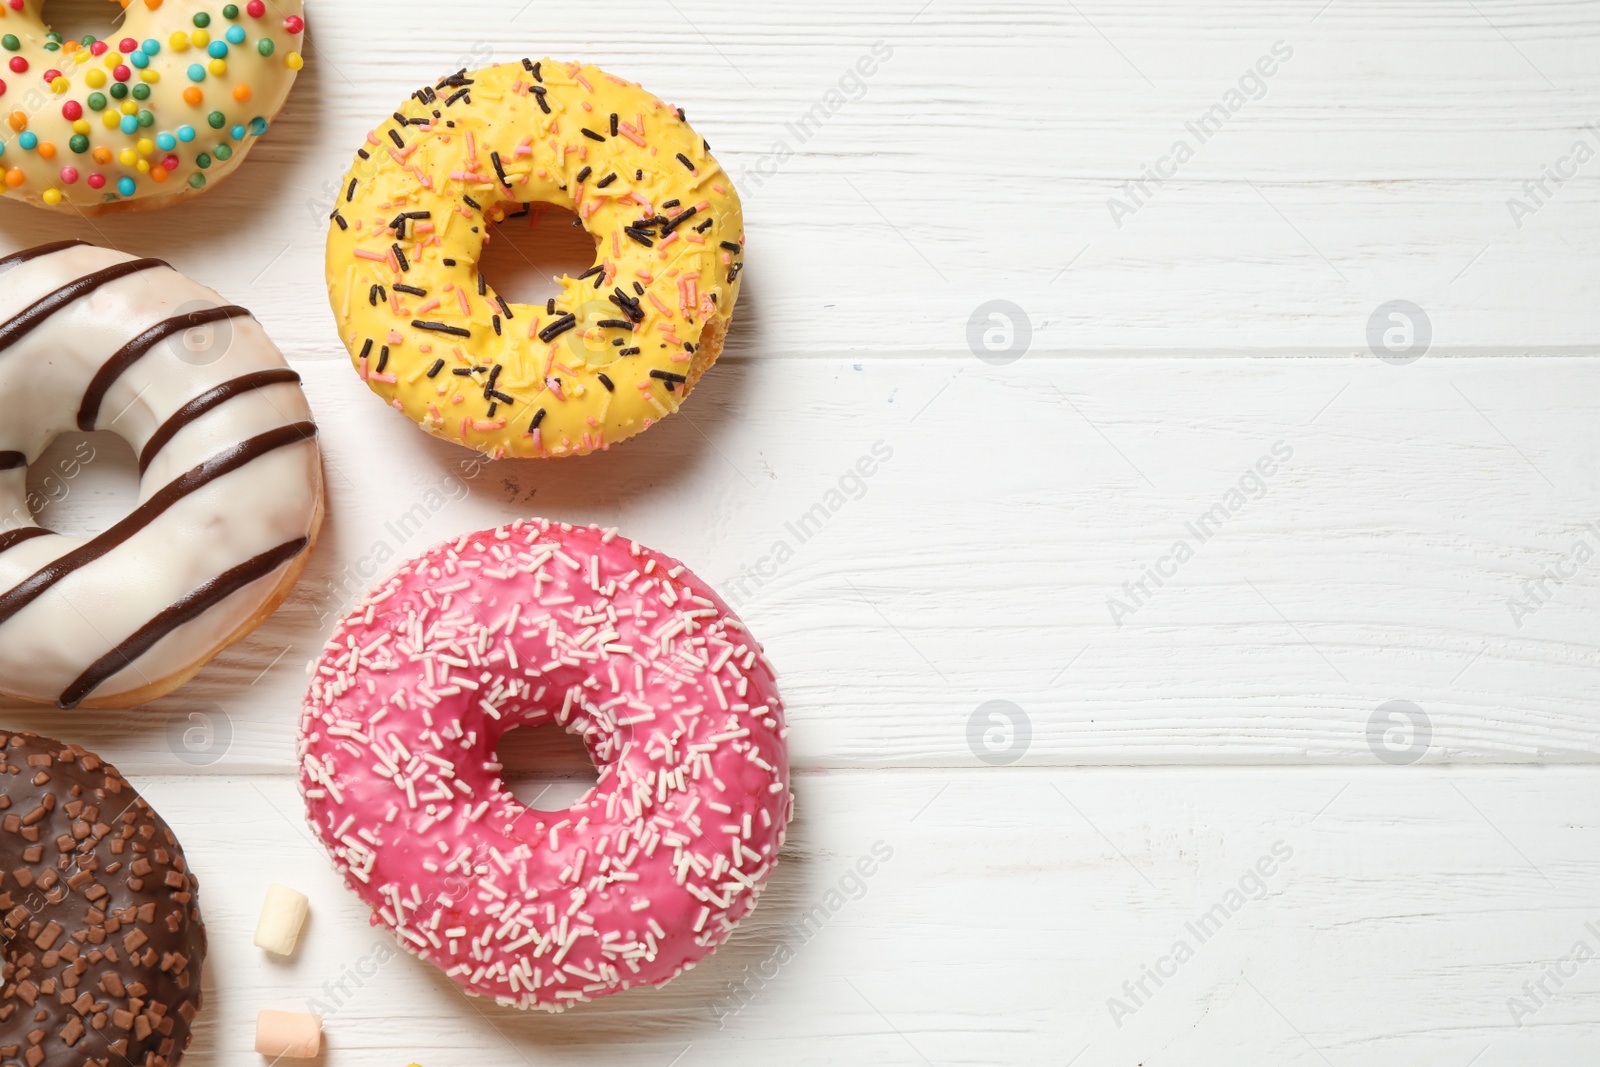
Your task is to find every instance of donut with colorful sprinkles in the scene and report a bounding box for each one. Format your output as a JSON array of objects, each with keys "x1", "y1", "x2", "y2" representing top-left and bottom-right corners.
[
  {"x1": 0, "y1": 0, "x2": 305, "y2": 213},
  {"x1": 326, "y1": 60, "x2": 747, "y2": 459},
  {"x1": 298, "y1": 520, "x2": 792, "y2": 1010}
]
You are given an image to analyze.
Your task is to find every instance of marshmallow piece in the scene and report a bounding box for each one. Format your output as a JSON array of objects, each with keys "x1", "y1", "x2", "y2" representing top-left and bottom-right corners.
[
  {"x1": 255, "y1": 1010, "x2": 322, "y2": 1059},
  {"x1": 253, "y1": 883, "x2": 310, "y2": 956}
]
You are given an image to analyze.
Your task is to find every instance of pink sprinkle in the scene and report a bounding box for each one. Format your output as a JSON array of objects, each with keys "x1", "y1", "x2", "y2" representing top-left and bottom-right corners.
[
  {"x1": 354, "y1": 249, "x2": 387, "y2": 262},
  {"x1": 416, "y1": 298, "x2": 441, "y2": 314}
]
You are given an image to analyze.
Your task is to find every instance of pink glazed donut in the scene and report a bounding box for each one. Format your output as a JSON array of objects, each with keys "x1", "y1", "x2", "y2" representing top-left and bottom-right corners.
[{"x1": 297, "y1": 520, "x2": 792, "y2": 1010}]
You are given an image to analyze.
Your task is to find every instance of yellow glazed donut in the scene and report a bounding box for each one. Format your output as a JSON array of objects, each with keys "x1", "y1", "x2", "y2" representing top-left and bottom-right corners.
[
  {"x1": 326, "y1": 60, "x2": 746, "y2": 459},
  {"x1": 0, "y1": 0, "x2": 305, "y2": 213}
]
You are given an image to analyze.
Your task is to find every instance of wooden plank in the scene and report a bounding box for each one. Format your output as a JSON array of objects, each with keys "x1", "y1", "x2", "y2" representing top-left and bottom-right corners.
[
  {"x1": 6, "y1": 355, "x2": 1599, "y2": 770},
  {"x1": 130, "y1": 767, "x2": 1600, "y2": 1065},
  {"x1": 0, "y1": 1, "x2": 1596, "y2": 356}
]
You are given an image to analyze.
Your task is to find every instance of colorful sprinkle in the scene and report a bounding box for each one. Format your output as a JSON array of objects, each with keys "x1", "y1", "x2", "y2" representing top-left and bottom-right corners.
[{"x1": 0, "y1": 2, "x2": 303, "y2": 208}]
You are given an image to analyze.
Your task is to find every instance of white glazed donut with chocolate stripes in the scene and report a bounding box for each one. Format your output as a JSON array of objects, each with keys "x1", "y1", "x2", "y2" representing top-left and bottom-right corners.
[{"x1": 0, "y1": 239, "x2": 323, "y2": 710}]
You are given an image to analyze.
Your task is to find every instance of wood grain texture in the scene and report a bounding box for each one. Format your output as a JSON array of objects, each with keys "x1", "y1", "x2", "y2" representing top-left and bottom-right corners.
[
  {"x1": 133, "y1": 768, "x2": 1600, "y2": 1066},
  {"x1": 6, "y1": 357, "x2": 1599, "y2": 770},
  {"x1": 0, "y1": 0, "x2": 1597, "y2": 1061},
  {"x1": 1, "y1": 1, "x2": 1599, "y2": 355}
]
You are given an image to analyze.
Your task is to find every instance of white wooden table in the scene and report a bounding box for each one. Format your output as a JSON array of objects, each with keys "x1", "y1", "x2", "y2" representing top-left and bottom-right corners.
[{"x1": 5, "y1": 0, "x2": 1600, "y2": 1063}]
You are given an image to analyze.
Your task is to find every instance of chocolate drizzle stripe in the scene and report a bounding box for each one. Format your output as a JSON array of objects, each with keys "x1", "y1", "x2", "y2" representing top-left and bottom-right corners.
[
  {"x1": 0, "y1": 258, "x2": 166, "y2": 356},
  {"x1": 58, "y1": 536, "x2": 310, "y2": 709},
  {"x1": 0, "y1": 422, "x2": 318, "y2": 629},
  {"x1": 0, "y1": 527, "x2": 50, "y2": 557},
  {"x1": 0, "y1": 452, "x2": 24, "y2": 471},
  {"x1": 138, "y1": 369, "x2": 303, "y2": 475},
  {"x1": 78, "y1": 305, "x2": 253, "y2": 431},
  {"x1": 0, "y1": 239, "x2": 88, "y2": 277}
]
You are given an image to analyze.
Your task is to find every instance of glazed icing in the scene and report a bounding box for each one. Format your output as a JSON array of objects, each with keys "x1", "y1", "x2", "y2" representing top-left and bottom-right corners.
[
  {"x1": 0, "y1": 240, "x2": 323, "y2": 709},
  {"x1": 298, "y1": 521, "x2": 791, "y2": 1011},
  {"x1": 0, "y1": 0, "x2": 304, "y2": 211},
  {"x1": 326, "y1": 60, "x2": 746, "y2": 459}
]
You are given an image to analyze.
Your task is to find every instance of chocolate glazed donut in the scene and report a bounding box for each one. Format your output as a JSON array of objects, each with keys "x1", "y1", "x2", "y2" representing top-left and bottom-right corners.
[{"x1": 0, "y1": 734, "x2": 205, "y2": 1067}]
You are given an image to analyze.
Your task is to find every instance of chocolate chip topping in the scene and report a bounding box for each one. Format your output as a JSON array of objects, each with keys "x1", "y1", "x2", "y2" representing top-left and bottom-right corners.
[{"x1": 0, "y1": 734, "x2": 205, "y2": 1067}]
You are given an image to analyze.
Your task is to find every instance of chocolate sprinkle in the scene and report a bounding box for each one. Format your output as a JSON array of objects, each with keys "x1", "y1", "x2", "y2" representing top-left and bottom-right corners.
[
  {"x1": 537, "y1": 315, "x2": 578, "y2": 343},
  {"x1": 413, "y1": 321, "x2": 471, "y2": 338},
  {"x1": 0, "y1": 732, "x2": 207, "y2": 1067},
  {"x1": 662, "y1": 206, "x2": 699, "y2": 234}
]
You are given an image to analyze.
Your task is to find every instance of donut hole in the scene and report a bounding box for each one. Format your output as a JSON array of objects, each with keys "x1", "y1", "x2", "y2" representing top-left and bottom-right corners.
[
  {"x1": 26, "y1": 431, "x2": 138, "y2": 540},
  {"x1": 478, "y1": 204, "x2": 600, "y2": 310},
  {"x1": 40, "y1": 0, "x2": 128, "y2": 45},
  {"x1": 498, "y1": 720, "x2": 602, "y2": 813}
]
